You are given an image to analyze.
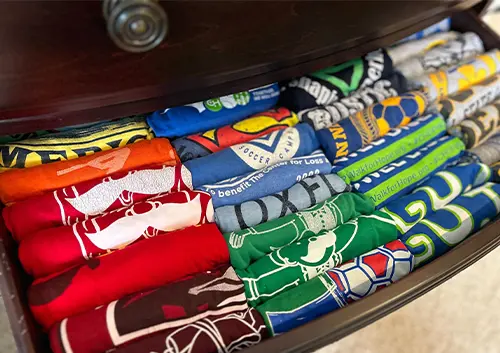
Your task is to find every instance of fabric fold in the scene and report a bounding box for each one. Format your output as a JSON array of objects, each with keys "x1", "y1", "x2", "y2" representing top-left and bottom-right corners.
[
  {"x1": 438, "y1": 74, "x2": 500, "y2": 128},
  {"x1": 415, "y1": 49, "x2": 500, "y2": 102},
  {"x1": 469, "y1": 134, "x2": 500, "y2": 165},
  {"x1": 298, "y1": 72, "x2": 407, "y2": 130},
  {"x1": 396, "y1": 18, "x2": 451, "y2": 45},
  {"x1": 185, "y1": 123, "x2": 319, "y2": 188},
  {"x1": 449, "y1": 100, "x2": 500, "y2": 149},
  {"x1": 215, "y1": 173, "x2": 350, "y2": 233},
  {"x1": 257, "y1": 240, "x2": 414, "y2": 335},
  {"x1": 0, "y1": 139, "x2": 179, "y2": 205},
  {"x1": 147, "y1": 84, "x2": 280, "y2": 138},
  {"x1": 381, "y1": 163, "x2": 491, "y2": 235},
  {"x1": 332, "y1": 114, "x2": 446, "y2": 183},
  {"x1": 353, "y1": 136, "x2": 465, "y2": 208},
  {"x1": 4, "y1": 164, "x2": 193, "y2": 241},
  {"x1": 224, "y1": 192, "x2": 375, "y2": 271},
  {"x1": 238, "y1": 211, "x2": 398, "y2": 306},
  {"x1": 0, "y1": 116, "x2": 153, "y2": 172},
  {"x1": 400, "y1": 182, "x2": 500, "y2": 267},
  {"x1": 396, "y1": 32, "x2": 484, "y2": 79},
  {"x1": 200, "y1": 151, "x2": 331, "y2": 208},
  {"x1": 19, "y1": 190, "x2": 213, "y2": 278},
  {"x1": 173, "y1": 107, "x2": 299, "y2": 162},
  {"x1": 49, "y1": 266, "x2": 247, "y2": 353},
  {"x1": 316, "y1": 91, "x2": 428, "y2": 163},
  {"x1": 279, "y1": 49, "x2": 393, "y2": 112},
  {"x1": 28, "y1": 223, "x2": 229, "y2": 330}
]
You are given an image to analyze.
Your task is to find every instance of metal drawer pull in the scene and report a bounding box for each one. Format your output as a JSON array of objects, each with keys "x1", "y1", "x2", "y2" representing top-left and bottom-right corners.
[{"x1": 103, "y1": 0, "x2": 168, "y2": 53}]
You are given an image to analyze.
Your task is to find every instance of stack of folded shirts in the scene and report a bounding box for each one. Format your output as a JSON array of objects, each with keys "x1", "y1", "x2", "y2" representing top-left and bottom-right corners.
[{"x1": 1, "y1": 20, "x2": 500, "y2": 353}]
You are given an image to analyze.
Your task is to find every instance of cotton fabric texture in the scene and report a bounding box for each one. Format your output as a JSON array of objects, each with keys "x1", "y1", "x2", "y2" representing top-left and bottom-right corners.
[
  {"x1": 381, "y1": 163, "x2": 491, "y2": 235},
  {"x1": 449, "y1": 101, "x2": 500, "y2": 148},
  {"x1": 400, "y1": 182, "x2": 500, "y2": 267},
  {"x1": 173, "y1": 107, "x2": 299, "y2": 162},
  {"x1": 224, "y1": 192, "x2": 375, "y2": 270},
  {"x1": 492, "y1": 161, "x2": 500, "y2": 182},
  {"x1": 415, "y1": 50, "x2": 500, "y2": 102},
  {"x1": 238, "y1": 210, "x2": 398, "y2": 306},
  {"x1": 469, "y1": 134, "x2": 500, "y2": 165},
  {"x1": 316, "y1": 91, "x2": 428, "y2": 163},
  {"x1": 4, "y1": 164, "x2": 193, "y2": 241},
  {"x1": 395, "y1": 18, "x2": 452, "y2": 45},
  {"x1": 147, "y1": 84, "x2": 280, "y2": 138},
  {"x1": 396, "y1": 32, "x2": 484, "y2": 79},
  {"x1": 111, "y1": 308, "x2": 268, "y2": 353},
  {"x1": 279, "y1": 49, "x2": 393, "y2": 112},
  {"x1": 49, "y1": 266, "x2": 247, "y2": 353},
  {"x1": 185, "y1": 123, "x2": 319, "y2": 188},
  {"x1": 257, "y1": 240, "x2": 414, "y2": 335},
  {"x1": 215, "y1": 173, "x2": 350, "y2": 233},
  {"x1": 353, "y1": 136, "x2": 465, "y2": 207},
  {"x1": 332, "y1": 114, "x2": 446, "y2": 183},
  {"x1": 28, "y1": 223, "x2": 229, "y2": 330},
  {"x1": 200, "y1": 151, "x2": 331, "y2": 208},
  {"x1": 19, "y1": 190, "x2": 213, "y2": 278},
  {"x1": 388, "y1": 31, "x2": 459, "y2": 65},
  {"x1": 298, "y1": 72, "x2": 408, "y2": 130},
  {"x1": 0, "y1": 116, "x2": 153, "y2": 172},
  {"x1": 438, "y1": 74, "x2": 500, "y2": 128}
]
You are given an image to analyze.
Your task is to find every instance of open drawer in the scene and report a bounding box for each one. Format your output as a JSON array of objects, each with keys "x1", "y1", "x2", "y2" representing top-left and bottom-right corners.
[{"x1": 0, "y1": 4, "x2": 499, "y2": 353}]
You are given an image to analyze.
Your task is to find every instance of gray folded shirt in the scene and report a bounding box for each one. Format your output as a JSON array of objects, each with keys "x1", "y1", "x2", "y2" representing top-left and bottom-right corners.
[{"x1": 215, "y1": 173, "x2": 350, "y2": 233}]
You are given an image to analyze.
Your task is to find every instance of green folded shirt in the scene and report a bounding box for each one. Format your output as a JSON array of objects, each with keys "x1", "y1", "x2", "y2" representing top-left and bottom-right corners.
[{"x1": 224, "y1": 192, "x2": 375, "y2": 270}]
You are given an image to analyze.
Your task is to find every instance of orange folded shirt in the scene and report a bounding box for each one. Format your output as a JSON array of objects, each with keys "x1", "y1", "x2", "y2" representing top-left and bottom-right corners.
[{"x1": 0, "y1": 139, "x2": 179, "y2": 205}]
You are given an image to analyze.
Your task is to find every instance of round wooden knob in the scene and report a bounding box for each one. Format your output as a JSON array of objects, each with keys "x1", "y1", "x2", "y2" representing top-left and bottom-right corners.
[{"x1": 104, "y1": 0, "x2": 168, "y2": 53}]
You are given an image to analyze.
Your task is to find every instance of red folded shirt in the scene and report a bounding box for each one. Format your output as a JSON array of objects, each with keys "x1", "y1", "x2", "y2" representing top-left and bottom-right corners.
[
  {"x1": 49, "y1": 266, "x2": 247, "y2": 353},
  {"x1": 19, "y1": 190, "x2": 213, "y2": 278},
  {"x1": 28, "y1": 223, "x2": 229, "y2": 330},
  {"x1": 4, "y1": 164, "x2": 193, "y2": 241},
  {"x1": 111, "y1": 308, "x2": 267, "y2": 353}
]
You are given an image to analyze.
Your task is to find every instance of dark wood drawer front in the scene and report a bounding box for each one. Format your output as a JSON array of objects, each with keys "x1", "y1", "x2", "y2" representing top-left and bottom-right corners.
[{"x1": 0, "y1": 0, "x2": 482, "y2": 135}]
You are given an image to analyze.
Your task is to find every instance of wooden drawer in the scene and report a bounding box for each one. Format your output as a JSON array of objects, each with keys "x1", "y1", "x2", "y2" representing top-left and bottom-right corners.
[{"x1": 0, "y1": 2, "x2": 499, "y2": 353}]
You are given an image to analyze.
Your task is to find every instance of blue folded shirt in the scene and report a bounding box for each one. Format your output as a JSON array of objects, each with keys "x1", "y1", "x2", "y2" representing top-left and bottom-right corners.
[
  {"x1": 185, "y1": 123, "x2": 320, "y2": 188},
  {"x1": 147, "y1": 83, "x2": 280, "y2": 138}
]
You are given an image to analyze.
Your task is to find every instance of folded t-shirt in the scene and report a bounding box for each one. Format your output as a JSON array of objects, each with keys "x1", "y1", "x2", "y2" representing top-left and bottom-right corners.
[
  {"x1": 395, "y1": 18, "x2": 451, "y2": 45},
  {"x1": 469, "y1": 134, "x2": 500, "y2": 165},
  {"x1": 147, "y1": 84, "x2": 280, "y2": 138},
  {"x1": 317, "y1": 91, "x2": 428, "y2": 163},
  {"x1": 332, "y1": 114, "x2": 446, "y2": 183},
  {"x1": 173, "y1": 107, "x2": 299, "y2": 162},
  {"x1": 28, "y1": 223, "x2": 229, "y2": 330},
  {"x1": 4, "y1": 164, "x2": 193, "y2": 241},
  {"x1": 19, "y1": 190, "x2": 214, "y2": 278},
  {"x1": 415, "y1": 50, "x2": 500, "y2": 102},
  {"x1": 396, "y1": 32, "x2": 484, "y2": 79},
  {"x1": 400, "y1": 182, "x2": 500, "y2": 267},
  {"x1": 257, "y1": 240, "x2": 414, "y2": 335},
  {"x1": 279, "y1": 49, "x2": 393, "y2": 112},
  {"x1": 353, "y1": 135, "x2": 465, "y2": 207},
  {"x1": 185, "y1": 123, "x2": 319, "y2": 188},
  {"x1": 0, "y1": 116, "x2": 153, "y2": 171},
  {"x1": 449, "y1": 100, "x2": 500, "y2": 149},
  {"x1": 200, "y1": 150, "x2": 331, "y2": 208},
  {"x1": 438, "y1": 73, "x2": 500, "y2": 128},
  {"x1": 215, "y1": 173, "x2": 350, "y2": 233},
  {"x1": 49, "y1": 266, "x2": 247, "y2": 353},
  {"x1": 298, "y1": 72, "x2": 407, "y2": 130},
  {"x1": 381, "y1": 163, "x2": 491, "y2": 235}
]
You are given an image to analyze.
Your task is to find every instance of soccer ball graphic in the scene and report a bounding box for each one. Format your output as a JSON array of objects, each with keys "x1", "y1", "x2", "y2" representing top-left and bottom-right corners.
[
  {"x1": 371, "y1": 92, "x2": 427, "y2": 126},
  {"x1": 325, "y1": 241, "x2": 415, "y2": 302}
]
